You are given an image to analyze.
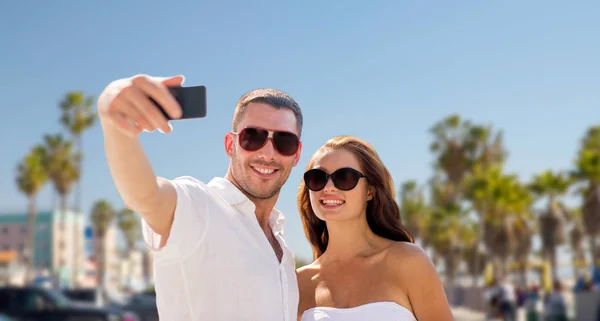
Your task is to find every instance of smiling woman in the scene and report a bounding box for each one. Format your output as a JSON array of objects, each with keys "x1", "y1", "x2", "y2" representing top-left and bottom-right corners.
[
  {"x1": 295, "y1": 135, "x2": 454, "y2": 321},
  {"x1": 297, "y1": 135, "x2": 414, "y2": 258}
]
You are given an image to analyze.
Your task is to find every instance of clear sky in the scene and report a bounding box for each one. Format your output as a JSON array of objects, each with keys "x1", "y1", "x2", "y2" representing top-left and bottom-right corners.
[{"x1": 1, "y1": 1, "x2": 598, "y2": 265}]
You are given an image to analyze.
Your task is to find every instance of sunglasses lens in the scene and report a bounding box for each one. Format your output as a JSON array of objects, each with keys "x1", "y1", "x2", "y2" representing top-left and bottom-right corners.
[
  {"x1": 273, "y1": 132, "x2": 300, "y2": 156},
  {"x1": 239, "y1": 128, "x2": 268, "y2": 151},
  {"x1": 331, "y1": 168, "x2": 362, "y2": 190},
  {"x1": 304, "y1": 169, "x2": 328, "y2": 191}
]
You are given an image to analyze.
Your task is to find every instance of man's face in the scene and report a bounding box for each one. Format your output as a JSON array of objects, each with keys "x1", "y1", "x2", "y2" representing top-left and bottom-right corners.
[{"x1": 225, "y1": 102, "x2": 302, "y2": 200}]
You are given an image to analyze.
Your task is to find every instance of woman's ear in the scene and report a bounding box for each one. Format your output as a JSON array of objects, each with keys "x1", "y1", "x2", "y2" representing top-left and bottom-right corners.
[{"x1": 367, "y1": 186, "x2": 375, "y2": 201}]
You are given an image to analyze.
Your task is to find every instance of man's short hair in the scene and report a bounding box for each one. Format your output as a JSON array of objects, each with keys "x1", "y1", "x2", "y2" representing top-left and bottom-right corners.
[{"x1": 232, "y1": 88, "x2": 303, "y2": 137}]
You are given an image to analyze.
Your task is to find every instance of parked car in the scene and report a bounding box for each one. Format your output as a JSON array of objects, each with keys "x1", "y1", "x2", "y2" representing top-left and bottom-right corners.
[
  {"x1": 62, "y1": 288, "x2": 145, "y2": 321},
  {"x1": 115, "y1": 292, "x2": 157, "y2": 321},
  {"x1": 0, "y1": 313, "x2": 17, "y2": 321},
  {"x1": 0, "y1": 286, "x2": 136, "y2": 321},
  {"x1": 61, "y1": 288, "x2": 119, "y2": 307}
]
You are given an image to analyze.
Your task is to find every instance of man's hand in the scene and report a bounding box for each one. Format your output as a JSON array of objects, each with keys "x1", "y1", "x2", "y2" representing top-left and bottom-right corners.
[{"x1": 98, "y1": 75, "x2": 185, "y2": 136}]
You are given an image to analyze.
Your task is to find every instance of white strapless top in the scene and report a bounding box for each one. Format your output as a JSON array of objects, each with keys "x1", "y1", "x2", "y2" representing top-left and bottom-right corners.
[{"x1": 300, "y1": 302, "x2": 417, "y2": 321}]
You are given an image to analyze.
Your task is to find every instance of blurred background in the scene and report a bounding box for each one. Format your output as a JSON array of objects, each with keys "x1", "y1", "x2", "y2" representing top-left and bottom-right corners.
[{"x1": 0, "y1": 1, "x2": 599, "y2": 320}]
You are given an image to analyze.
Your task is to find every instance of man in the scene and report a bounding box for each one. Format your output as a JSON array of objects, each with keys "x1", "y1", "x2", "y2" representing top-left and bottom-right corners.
[
  {"x1": 497, "y1": 276, "x2": 517, "y2": 321},
  {"x1": 97, "y1": 74, "x2": 303, "y2": 320}
]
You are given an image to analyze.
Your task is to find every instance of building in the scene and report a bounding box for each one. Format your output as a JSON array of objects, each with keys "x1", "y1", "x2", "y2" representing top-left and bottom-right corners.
[
  {"x1": 0, "y1": 210, "x2": 85, "y2": 287},
  {"x1": 0, "y1": 210, "x2": 152, "y2": 291}
]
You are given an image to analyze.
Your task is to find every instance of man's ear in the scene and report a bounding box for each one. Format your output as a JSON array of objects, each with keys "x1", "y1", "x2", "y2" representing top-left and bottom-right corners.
[
  {"x1": 224, "y1": 132, "x2": 235, "y2": 158},
  {"x1": 292, "y1": 142, "x2": 303, "y2": 167}
]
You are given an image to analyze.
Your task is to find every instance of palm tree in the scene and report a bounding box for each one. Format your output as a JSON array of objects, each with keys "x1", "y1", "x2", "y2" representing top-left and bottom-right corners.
[
  {"x1": 571, "y1": 126, "x2": 600, "y2": 266},
  {"x1": 460, "y1": 221, "x2": 487, "y2": 283},
  {"x1": 528, "y1": 170, "x2": 572, "y2": 280},
  {"x1": 399, "y1": 180, "x2": 428, "y2": 246},
  {"x1": 464, "y1": 124, "x2": 506, "y2": 170},
  {"x1": 512, "y1": 216, "x2": 534, "y2": 284},
  {"x1": 430, "y1": 115, "x2": 506, "y2": 187},
  {"x1": 426, "y1": 176, "x2": 471, "y2": 287},
  {"x1": 90, "y1": 200, "x2": 116, "y2": 288},
  {"x1": 117, "y1": 208, "x2": 140, "y2": 290},
  {"x1": 59, "y1": 91, "x2": 97, "y2": 286},
  {"x1": 568, "y1": 208, "x2": 587, "y2": 280},
  {"x1": 429, "y1": 115, "x2": 472, "y2": 189},
  {"x1": 41, "y1": 133, "x2": 80, "y2": 275},
  {"x1": 430, "y1": 115, "x2": 507, "y2": 282},
  {"x1": 15, "y1": 145, "x2": 49, "y2": 282},
  {"x1": 465, "y1": 166, "x2": 533, "y2": 278}
]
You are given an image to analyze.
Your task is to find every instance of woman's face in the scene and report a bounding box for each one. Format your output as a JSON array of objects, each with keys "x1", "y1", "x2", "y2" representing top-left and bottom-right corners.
[{"x1": 304, "y1": 148, "x2": 373, "y2": 222}]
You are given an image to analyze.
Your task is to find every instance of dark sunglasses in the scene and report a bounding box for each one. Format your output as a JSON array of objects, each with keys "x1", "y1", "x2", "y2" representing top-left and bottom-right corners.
[
  {"x1": 232, "y1": 127, "x2": 300, "y2": 156},
  {"x1": 303, "y1": 167, "x2": 366, "y2": 191}
]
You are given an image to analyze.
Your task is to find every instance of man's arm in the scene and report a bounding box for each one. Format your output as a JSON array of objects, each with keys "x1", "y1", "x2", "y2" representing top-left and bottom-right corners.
[
  {"x1": 102, "y1": 124, "x2": 176, "y2": 238},
  {"x1": 98, "y1": 75, "x2": 184, "y2": 242}
]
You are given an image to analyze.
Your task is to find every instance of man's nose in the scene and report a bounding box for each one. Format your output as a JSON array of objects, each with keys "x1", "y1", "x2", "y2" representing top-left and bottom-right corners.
[{"x1": 257, "y1": 138, "x2": 277, "y2": 160}]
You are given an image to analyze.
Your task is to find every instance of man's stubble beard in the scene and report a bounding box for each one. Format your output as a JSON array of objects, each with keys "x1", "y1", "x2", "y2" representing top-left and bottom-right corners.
[{"x1": 231, "y1": 149, "x2": 291, "y2": 200}]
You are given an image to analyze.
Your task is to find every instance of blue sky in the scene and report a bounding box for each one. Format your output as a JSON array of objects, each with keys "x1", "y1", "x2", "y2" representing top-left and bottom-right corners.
[{"x1": 1, "y1": 1, "x2": 599, "y2": 264}]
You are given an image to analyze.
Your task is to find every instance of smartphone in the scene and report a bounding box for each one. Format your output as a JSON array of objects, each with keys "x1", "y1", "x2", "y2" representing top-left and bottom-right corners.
[{"x1": 152, "y1": 85, "x2": 207, "y2": 120}]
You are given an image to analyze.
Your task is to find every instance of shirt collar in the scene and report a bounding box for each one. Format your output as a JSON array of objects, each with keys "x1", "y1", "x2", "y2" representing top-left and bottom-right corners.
[{"x1": 207, "y1": 177, "x2": 287, "y2": 234}]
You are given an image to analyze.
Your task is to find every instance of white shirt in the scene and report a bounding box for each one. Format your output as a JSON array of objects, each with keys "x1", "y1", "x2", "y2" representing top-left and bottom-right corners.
[{"x1": 141, "y1": 176, "x2": 299, "y2": 321}]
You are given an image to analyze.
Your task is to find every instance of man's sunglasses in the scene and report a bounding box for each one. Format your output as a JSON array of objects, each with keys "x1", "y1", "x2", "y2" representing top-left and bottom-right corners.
[
  {"x1": 232, "y1": 127, "x2": 300, "y2": 156},
  {"x1": 303, "y1": 167, "x2": 367, "y2": 191}
]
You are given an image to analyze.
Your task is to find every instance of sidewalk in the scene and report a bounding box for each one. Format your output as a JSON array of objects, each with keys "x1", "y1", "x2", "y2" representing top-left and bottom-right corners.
[{"x1": 451, "y1": 307, "x2": 486, "y2": 321}]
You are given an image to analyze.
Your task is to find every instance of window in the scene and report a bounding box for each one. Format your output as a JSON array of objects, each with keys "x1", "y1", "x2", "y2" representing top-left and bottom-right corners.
[{"x1": 13, "y1": 290, "x2": 49, "y2": 310}]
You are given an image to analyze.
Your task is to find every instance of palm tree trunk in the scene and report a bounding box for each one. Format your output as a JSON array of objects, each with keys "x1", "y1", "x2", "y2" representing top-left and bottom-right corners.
[
  {"x1": 25, "y1": 196, "x2": 37, "y2": 283},
  {"x1": 519, "y1": 265, "x2": 527, "y2": 285},
  {"x1": 59, "y1": 194, "x2": 68, "y2": 284},
  {"x1": 125, "y1": 249, "x2": 132, "y2": 291},
  {"x1": 75, "y1": 135, "x2": 82, "y2": 212},
  {"x1": 590, "y1": 236, "x2": 599, "y2": 267},
  {"x1": 549, "y1": 248, "x2": 558, "y2": 281},
  {"x1": 72, "y1": 135, "x2": 82, "y2": 287},
  {"x1": 71, "y1": 213, "x2": 80, "y2": 287},
  {"x1": 96, "y1": 233, "x2": 105, "y2": 289},
  {"x1": 444, "y1": 255, "x2": 457, "y2": 305},
  {"x1": 573, "y1": 248, "x2": 586, "y2": 280}
]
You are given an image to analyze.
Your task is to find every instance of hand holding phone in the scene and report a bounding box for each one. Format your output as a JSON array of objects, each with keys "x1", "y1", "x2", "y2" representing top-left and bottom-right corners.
[
  {"x1": 152, "y1": 85, "x2": 208, "y2": 120},
  {"x1": 98, "y1": 75, "x2": 207, "y2": 136}
]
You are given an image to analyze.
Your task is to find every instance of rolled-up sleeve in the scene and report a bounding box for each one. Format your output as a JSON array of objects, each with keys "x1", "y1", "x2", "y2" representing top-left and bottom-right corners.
[{"x1": 141, "y1": 176, "x2": 210, "y2": 263}]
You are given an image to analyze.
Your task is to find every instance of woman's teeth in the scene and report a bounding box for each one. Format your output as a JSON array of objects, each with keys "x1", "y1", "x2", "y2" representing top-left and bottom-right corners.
[{"x1": 321, "y1": 200, "x2": 344, "y2": 205}]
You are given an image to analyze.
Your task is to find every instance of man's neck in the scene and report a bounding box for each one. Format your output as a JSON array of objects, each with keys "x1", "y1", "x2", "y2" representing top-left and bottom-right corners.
[
  {"x1": 248, "y1": 194, "x2": 279, "y2": 229},
  {"x1": 224, "y1": 172, "x2": 279, "y2": 230}
]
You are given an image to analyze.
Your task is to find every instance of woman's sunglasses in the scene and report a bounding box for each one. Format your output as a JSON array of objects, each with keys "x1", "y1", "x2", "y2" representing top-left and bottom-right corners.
[
  {"x1": 303, "y1": 167, "x2": 366, "y2": 191},
  {"x1": 232, "y1": 127, "x2": 300, "y2": 156}
]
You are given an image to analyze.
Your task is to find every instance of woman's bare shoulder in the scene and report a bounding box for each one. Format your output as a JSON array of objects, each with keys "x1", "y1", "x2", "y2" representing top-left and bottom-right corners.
[{"x1": 384, "y1": 242, "x2": 436, "y2": 278}]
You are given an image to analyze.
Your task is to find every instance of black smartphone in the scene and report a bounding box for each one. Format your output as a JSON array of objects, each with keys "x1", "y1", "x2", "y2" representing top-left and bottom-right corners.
[{"x1": 153, "y1": 85, "x2": 207, "y2": 120}]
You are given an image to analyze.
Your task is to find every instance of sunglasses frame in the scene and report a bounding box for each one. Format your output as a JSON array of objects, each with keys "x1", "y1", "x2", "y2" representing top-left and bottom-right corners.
[
  {"x1": 303, "y1": 167, "x2": 367, "y2": 191},
  {"x1": 231, "y1": 126, "x2": 300, "y2": 156}
]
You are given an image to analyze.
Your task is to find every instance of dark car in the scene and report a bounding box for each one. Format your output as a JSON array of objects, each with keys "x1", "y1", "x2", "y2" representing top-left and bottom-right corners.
[
  {"x1": 0, "y1": 286, "x2": 132, "y2": 321},
  {"x1": 115, "y1": 292, "x2": 157, "y2": 321},
  {"x1": 62, "y1": 289, "x2": 146, "y2": 321}
]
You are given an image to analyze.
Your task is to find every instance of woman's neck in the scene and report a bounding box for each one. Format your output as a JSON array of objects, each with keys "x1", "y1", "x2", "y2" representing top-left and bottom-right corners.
[{"x1": 319, "y1": 213, "x2": 389, "y2": 263}]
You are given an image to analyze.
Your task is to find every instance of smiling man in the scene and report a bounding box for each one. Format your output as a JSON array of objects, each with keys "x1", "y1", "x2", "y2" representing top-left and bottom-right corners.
[{"x1": 97, "y1": 74, "x2": 303, "y2": 321}]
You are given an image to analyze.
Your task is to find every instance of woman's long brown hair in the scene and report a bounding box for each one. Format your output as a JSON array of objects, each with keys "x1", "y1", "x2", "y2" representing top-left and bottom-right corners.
[{"x1": 297, "y1": 136, "x2": 414, "y2": 260}]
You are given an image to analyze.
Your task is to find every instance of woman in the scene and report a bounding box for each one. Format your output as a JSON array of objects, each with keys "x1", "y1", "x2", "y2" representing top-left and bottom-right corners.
[{"x1": 296, "y1": 136, "x2": 454, "y2": 321}]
